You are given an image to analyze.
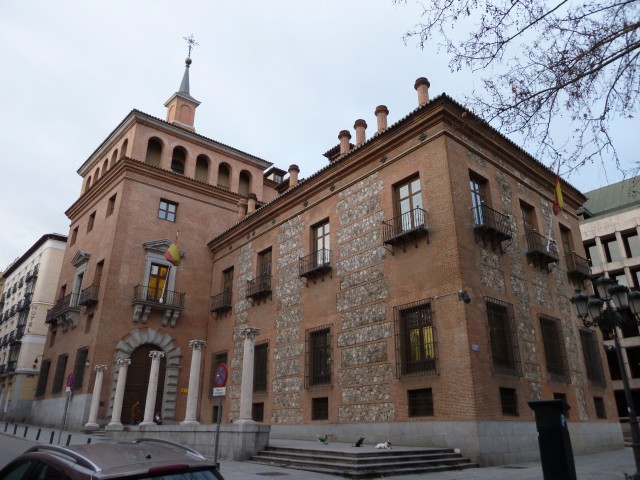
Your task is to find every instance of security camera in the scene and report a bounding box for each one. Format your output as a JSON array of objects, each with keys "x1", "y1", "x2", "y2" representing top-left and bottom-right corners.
[{"x1": 458, "y1": 291, "x2": 471, "y2": 304}]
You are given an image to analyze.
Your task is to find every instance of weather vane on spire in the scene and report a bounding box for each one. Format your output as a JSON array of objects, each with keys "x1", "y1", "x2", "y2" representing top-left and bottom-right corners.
[{"x1": 183, "y1": 35, "x2": 199, "y2": 58}]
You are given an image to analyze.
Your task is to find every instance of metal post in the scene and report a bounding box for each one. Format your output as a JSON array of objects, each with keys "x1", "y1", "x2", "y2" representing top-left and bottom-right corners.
[
  {"x1": 58, "y1": 390, "x2": 72, "y2": 444},
  {"x1": 213, "y1": 397, "x2": 223, "y2": 468},
  {"x1": 49, "y1": 431, "x2": 54, "y2": 444},
  {"x1": 36, "y1": 428, "x2": 41, "y2": 441},
  {"x1": 23, "y1": 426, "x2": 28, "y2": 437}
]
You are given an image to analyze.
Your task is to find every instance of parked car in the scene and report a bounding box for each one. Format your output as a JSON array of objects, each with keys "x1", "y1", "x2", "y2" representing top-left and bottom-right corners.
[{"x1": 0, "y1": 438, "x2": 224, "y2": 479}]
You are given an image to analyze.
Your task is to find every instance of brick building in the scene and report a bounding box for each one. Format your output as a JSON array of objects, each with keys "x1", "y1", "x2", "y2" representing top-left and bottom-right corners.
[
  {"x1": 31, "y1": 55, "x2": 620, "y2": 465},
  {"x1": 0, "y1": 233, "x2": 67, "y2": 422}
]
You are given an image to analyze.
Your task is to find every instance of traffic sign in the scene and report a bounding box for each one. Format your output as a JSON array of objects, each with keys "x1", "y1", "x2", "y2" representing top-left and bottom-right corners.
[
  {"x1": 212, "y1": 387, "x2": 226, "y2": 397},
  {"x1": 214, "y1": 363, "x2": 228, "y2": 387},
  {"x1": 66, "y1": 373, "x2": 75, "y2": 388}
]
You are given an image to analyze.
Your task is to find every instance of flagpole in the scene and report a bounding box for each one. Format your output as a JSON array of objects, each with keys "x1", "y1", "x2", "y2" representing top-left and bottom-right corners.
[{"x1": 159, "y1": 265, "x2": 171, "y2": 304}]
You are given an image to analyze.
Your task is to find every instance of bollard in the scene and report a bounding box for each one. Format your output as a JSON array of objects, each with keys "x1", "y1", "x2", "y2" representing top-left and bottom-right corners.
[
  {"x1": 49, "y1": 431, "x2": 55, "y2": 444},
  {"x1": 66, "y1": 434, "x2": 71, "y2": 446},
  {"x1": 23, "y1": 426, "x2": 28, "y2": 438},
  {"x1": 36, "y1": 428, "x2": 41, "y2": 441},
  {"x1": 13, "y1": 424, "x2": 17, "y2": 435},
  {"x1": 4, "y1": 422, "x2": 7, "y2": 432},
  {"x1": 87, "y1": 438, "x2": 91, "y2": 444}
]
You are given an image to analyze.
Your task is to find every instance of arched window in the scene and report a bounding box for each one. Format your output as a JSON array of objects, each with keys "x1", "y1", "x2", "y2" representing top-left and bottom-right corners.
[
  {"x1": 218, "y1": 163, "x2": 230, "y2": 189},
  {"x1": 102, "y1": 159, "x2": 109, "y2": 175},
  {"x1": 110, "y1": 149, "x2": 119, "y2": 169},
  {"x1": 94, "y1": 167, "x2": 100, "y2": 181},
  {"x1": 195, "y1": 155, "x2": 209, "y2": 182},
  {"x1": 171, "y1": 147, "x2": 186, "y2": 175},
  {"x1": 85, "y1": 175, "x2": 92, "y2": 192},
  {"x1": 239, "y1": 170, "x2": 251, "y2": 196},
  {"x1": 145, "y1": 138, "x2": 163, "y2": 167},
  {"x1": 121, "y1": 139, "x2": 129, "y2": 159}
]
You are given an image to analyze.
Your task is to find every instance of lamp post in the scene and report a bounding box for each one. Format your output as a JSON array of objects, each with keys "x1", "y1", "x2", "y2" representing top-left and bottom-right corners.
[{"x1": 571, "y1": 275, "x2": 640, "y2": 479}]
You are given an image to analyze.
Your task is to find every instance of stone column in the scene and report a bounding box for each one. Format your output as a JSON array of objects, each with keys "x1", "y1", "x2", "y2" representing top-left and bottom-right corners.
[
  {"x1": 181, "y1": 340, "x2": 207, "y2": 425},
  {"x1": 84, "y1": 364, "x2": 108, "y2": 429},
  {"x1": 140, "y1": 351, "x2": 165, "y2": 426},
  {"x1": 108, "y1": 358, "x2": 131, "y2": 427},
  {"x1": 237, "y1": 326, "x2": 260, "y2": 424}
]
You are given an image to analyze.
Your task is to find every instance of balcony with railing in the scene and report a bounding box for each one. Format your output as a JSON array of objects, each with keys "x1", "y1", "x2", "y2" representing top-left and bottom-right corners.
[
  {"x1": 79, "y1": 285, "x2": 100, "y2": 307},
  {"x1": 15, "y1": 324, "x2": 25, "y2": 340},
  {"x1": 0, "y1": 364, "x2": 5, "y2": 375},
  {"x1": 246, "y1": 274, "x2": 272, "y2": 303},
  {"x1": 524, "y1": 229, "x2": 559, "y2": 271},
  {"x1": 210, "y1": 290, "x2": 232, "y2": 315},
  {"x1": 45, "y1": 293, "x2": 80, "y2": 329},
  {"x1": 6, "y1": 361, "x2": 17, "y2": 373},
  {"x1": 472, "y1": 204, "x2": 512, "y2": 251},
  {"x1": 132, "y1": 285, "x2": 185, "y2": 327},
  {"x1": 26, "y1": 265, "x2": 39, "y2": 281},
  {"x1": 565, "y1": 252, "x2": 591, "y2": 284},
  {"x1": 299, "y1": 249, "x2": 332, "y2": 282},
  {"x1": 382, "y1": 207, "x2": 429, "y2": 252}
]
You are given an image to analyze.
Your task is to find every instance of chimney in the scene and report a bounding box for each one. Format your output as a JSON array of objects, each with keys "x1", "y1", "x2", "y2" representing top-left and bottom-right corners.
[
  {"x1": 247, "y1": 193, "x2": 257, "y2": 214},
  {"x1": 375, "y1": 105, "x2": 389, "y2": 133},
  {"x1": 339, "y1": 130, "x2": 351, "y2": 155},
  {"x1": 288, "y1": 164, "x2": 300, "y2": 188},
  {"x1": 354, "y1": 119, "x2": 367, "y2": 146},
  {"x1": 237, "y1": 198, "x2": 247, "y2": 219},
  {"x1": 414, "y1": 77, "x2": 431, "y2": 106}
]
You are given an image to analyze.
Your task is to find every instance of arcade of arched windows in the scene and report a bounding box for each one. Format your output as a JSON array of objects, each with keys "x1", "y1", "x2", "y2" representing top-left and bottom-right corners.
[{"x1": 83, "y1": 138, "x2": 129, "y2": 193}]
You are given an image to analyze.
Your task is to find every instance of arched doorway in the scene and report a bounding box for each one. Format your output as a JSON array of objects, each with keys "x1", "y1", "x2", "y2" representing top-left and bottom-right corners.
[{"x1": 122, "y1": 344, "x2": 166, "y2": 424}]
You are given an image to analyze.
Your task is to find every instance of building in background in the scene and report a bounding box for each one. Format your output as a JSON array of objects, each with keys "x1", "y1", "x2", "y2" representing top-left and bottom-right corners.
[
  {"x1": 0, "y1": 233, "x2": 66, "y2": 422},
  {"x1": 579, "y1": 177, "x2": 640, "y2": 421}
]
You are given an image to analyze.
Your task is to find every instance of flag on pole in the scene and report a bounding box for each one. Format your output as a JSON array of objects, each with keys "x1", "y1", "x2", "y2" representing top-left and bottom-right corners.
[
  {"x1": 164, "y1": 232, "x2": 181, "y2": 266},
  {"x1": 552, "y1": 163, "x2": 564, "y2": 215}
]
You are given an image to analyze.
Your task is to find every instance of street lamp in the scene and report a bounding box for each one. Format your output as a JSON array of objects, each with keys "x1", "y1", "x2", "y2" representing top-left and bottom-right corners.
[{"x1": 571, "y1": 275, "x2": 640, "y2": 479}]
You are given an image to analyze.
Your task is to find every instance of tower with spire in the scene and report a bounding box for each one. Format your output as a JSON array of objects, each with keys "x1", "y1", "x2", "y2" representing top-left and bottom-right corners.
[{"x1": 165, "y1": 36, "x2": 201, "y2": 131}]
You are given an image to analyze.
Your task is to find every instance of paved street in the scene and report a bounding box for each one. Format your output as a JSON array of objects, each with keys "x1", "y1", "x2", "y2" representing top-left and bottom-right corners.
[{"x1": 0, "y1": 423, "x2": 636, "y2": 479}]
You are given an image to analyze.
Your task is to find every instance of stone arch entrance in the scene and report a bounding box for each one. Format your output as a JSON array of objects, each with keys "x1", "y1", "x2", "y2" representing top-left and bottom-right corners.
[{"x1": 109, "y1": 328, "x2": 182, "y2": 422}]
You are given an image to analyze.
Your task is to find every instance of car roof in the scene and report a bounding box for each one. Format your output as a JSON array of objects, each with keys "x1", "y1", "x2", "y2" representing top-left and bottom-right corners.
[{"x1": 22, "y1": 438, "x2": 218, "y2": 478}]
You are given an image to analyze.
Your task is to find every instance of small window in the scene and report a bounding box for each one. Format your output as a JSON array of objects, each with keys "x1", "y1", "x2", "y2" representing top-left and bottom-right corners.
[
  {"x1": 158, "y1": 200, "x2": 177, "y2": 222},
  {"x1": 51, "y1": 354, "x2": 68, "y2": 394},
  {"x1": 611, "y1": 270, "x2": 628, "y2": 287},
  {"x1": 408, "y1": 388, "x2": 434, "y2": 417},
  {"x1": 313, "y1": 220, "x2": 330, "y2": 264},
  {"x1": 312, "y1": 397, "x2": 329, "y2": 420},
  {"x1": 72, "y1": 347, "x2": 89, "y2": 391},
  {"x1": 106, "y1": 194, "x2": 117, "y2": 217},
  {"x1": 252, "y1": 402, "x2": 265, "y2": 422},
  {"x1": 470, "y1": 172, "x2": 488, "y2": 225},
  {"x1": 395, "y1": 176, "x2": 424, "y2": 231},
  {"x1": 222, "y1": 267, "x2": 234, "y2": 293},
  {"x1": 486, "y1": 297, "x2": 521, "y2": 376},
  {"x1": 594, "y1": 397, "x2": 607, "y2": 419},
  {"x1": 553, "y1": 392, "x2": 569, "y2": 418},
  {"x1": 395, "y1": 299, "x2": 436, "y2": 377},
  {"x1": 35, "y1": 360, "x2": 51, "y2": 397},
  {"x1": 540, "y1": 316, "x2": 569, "y2": 382},
  {"x1": 603, "y1": 236, "x2": 622, "y2": 262},
  {"x1": 307, "y1": 326, "x2": 331, "y2": 387},
  {"x1": 70, "y1": 227, "x2": 78, "y2": 246},
  {"x1": 87, "y1": 212, "x2": 96, "y2": 233},
  {"x1": 499, "y1": 387, "x2": 519, "y2": 416},
  {"x1": 520, "y1": 200, "x2": 536, "y2": 231},
  {"x1": 253, "y1": 342, "x2": 268, "y2": 393},
  {"x1": 579, "y1": 329, "x2": 606, "y2": 388},
  {"x1": 623, "y1": 231, "x2": 640, "y2": 258}
]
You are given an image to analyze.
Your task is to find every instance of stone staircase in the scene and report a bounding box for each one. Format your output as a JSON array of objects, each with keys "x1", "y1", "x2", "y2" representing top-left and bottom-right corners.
[{"x1": 249, "y1": 442, "x2": 478, "y2": 478}]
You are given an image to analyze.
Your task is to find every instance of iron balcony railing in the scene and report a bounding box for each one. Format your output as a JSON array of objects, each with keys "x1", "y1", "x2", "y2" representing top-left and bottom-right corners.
[
  {"x1": 524, "y1": 228, "x2": 559, "y2": 262},
  {"x1": 382, "y1": 208, "x2": 428, "y2": 244},
  {"x1": 565, "y1": 252, "x2": 591, "y2": 282},
  {"x1": 0, "y1": 365, "x2": 5, "y2": 375},
  {"x1": 246, "y1": 274, "x2": 272, "y2": 299},
  {"x1": 6, "y1": 361, "x2": 17, "y2": 373},
  {"x1": 132, "y1": 285, "x2": 185, "y2": 310},
  {"x1": 472, "y1": 204, "x2": 512, "y2": 242},
  {"x1": 45, "y1": 293, "x2": 80, "y2": 324},
  {"x1": 26, "y1": 265, "x2": 38, "y2": 281},
  {"x1": 210, "y1": 290, "x2": 232, "y2": 313},
  {"x1": 15, "y1": 325, "x2": 25, "y2": 340},
  {"x1": 79, "y1": 285, "x2": 100, "y2": 307},
  {"x1": 299, "y1": 249, "x2": 332, "y2": 278}
]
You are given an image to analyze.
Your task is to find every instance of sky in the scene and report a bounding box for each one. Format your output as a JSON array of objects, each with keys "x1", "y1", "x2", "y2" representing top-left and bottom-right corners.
[{"x1": 0, "y1": 0, "x2": 634, "y2": 271}]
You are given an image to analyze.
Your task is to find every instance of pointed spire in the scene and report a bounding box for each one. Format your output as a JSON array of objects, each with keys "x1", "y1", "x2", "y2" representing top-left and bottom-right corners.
[
  {"x1": 179, "y1": 57, "x2": 191, "y2": 94},
  {"x1": 164, "y1": 35, "x2": 201, "y2": 132}
]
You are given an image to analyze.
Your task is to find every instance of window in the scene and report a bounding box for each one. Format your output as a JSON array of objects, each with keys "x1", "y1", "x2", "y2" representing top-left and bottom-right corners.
[
  {"x1": 35, "y1": 360, "x2": 51, "y2": 397},
  {"x1": 106, "y1": 194, "x2": 116, "y2": 217},
  {"x1": 585, "y1": 241, "x2": 601, "y2": 267},
  {"x1": 222, "y1": 267, "x2": 234, "y2": 293},
  {"x1": 395, "y1": 299, "x2": 436, "y2": 377},
  {"x1": 486, "y1": 298, "x2": 521, "y2": 376},
  {"x1": 171, "y1": 147, "x2": 186, "y2": 174},
  {"x1": 307, "y1": 326, "x2": 331, "y2": 387},
  {"x1": 540, "y1": 316, "x2": 569, "y2": 382},
  {"x1": 606, "y1": 348, "x2": 621, "y2": 380},
  {"x1": 560, "y1": 225, "x2": 574, "y2": 256},
  {"x1": 252, "y1": 402, "x2": 264, "y2": 422},
  {"x1": 627, "y1": 347, "x2": 640, "y2": 378},
  {"x1": 147, "y1": 263, "x2": 169, "y2": 301},
  {"x1": 395, "y1": 176, "x2": 424, "y2": 231},
  {"x1": 313, "y1": 221, "x2": 330, "y2": 265},
  {"x1": 632, "y1": 268, "x2": 640, "y2": 290},
  {"x1": 51, "y1": 354, "x2": 68, "y2": 394},
  {"x1": 603, "y1": 236, "x2": 622, "y2": 262},
  {"x1": 158, "y1": 200, "x2": 177, "y2": 222},
  {"x1": 312, "y1": 397, "x2": 329, "y2": 420},
  {"x1": 258, "y1": 248, "x2": 272, "y2": 277},
  {"x1": 611, "y1": 270, "x2": 628, "y2": 287},
  {"x1": 408, "y1": 388, "x2": 434, "y2": 417},
  {"x1": 253, "y1": 342, "x2": 268, "y2": 393},
  {"x1": 470, "y1": 173, "x2": 488, "y2": 225},
  {"x1": 87, "y1": 212, "x2": 96, "y2": 233},
  {"x1": 72, "y1": 348, "x2": 89, "y2": 391},
  {"x1": 623, "y1": 231, "x2": 640, "y2": 258},
  {"x1": 70, "y1": 227, "x2": 78, "y2": 246},
  {"x1": 579, "y1": 329, "x2": 606, "y2": 387},
  {"x1": 553, "y1": 392, "x2": 569, "y2": 418},
  {"x1": 209, "y1": 352, "x2": 227, "y2": 399},
  {"x1": 594, "y1": 397, "x2": 607, "y2": 419},
  {"x1": 520, "y1": 200, "x2": 536, "y2": 231},
  {"x1": 499, "y1": 387, "x2": 519, "y2": 416}
]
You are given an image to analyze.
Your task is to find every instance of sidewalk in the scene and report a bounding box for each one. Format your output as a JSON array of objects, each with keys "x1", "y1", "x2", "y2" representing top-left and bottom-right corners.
[{"x1": 1, "y1": 422, "x2": 636, "y2": 479}]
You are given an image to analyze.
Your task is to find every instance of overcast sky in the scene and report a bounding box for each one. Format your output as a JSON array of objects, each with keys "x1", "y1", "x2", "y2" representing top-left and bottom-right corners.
[{"x1": 0, "y1": 0, "x2": 633, "y2": 270}]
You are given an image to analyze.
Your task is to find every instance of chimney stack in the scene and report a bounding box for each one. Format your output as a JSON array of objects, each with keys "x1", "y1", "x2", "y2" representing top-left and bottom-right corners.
[
  {"x1": 288, "y1": 164, "x2": 300, "y2": 188},
  {"x1": 414, "y1": 77, "x2": 431, "y2": 106},
  {"x1": 247, "y1": 193, "x2": 257, "y2": 214},
  {"x1": 354, "y1": 119, "x2": 367, "y2": 146},
  {"x1": 375, "y1": 105, "x2": 389, "y2": 133},
  {"x1": 339, "y1": 130, "x2": 352, "y2": 155}
]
